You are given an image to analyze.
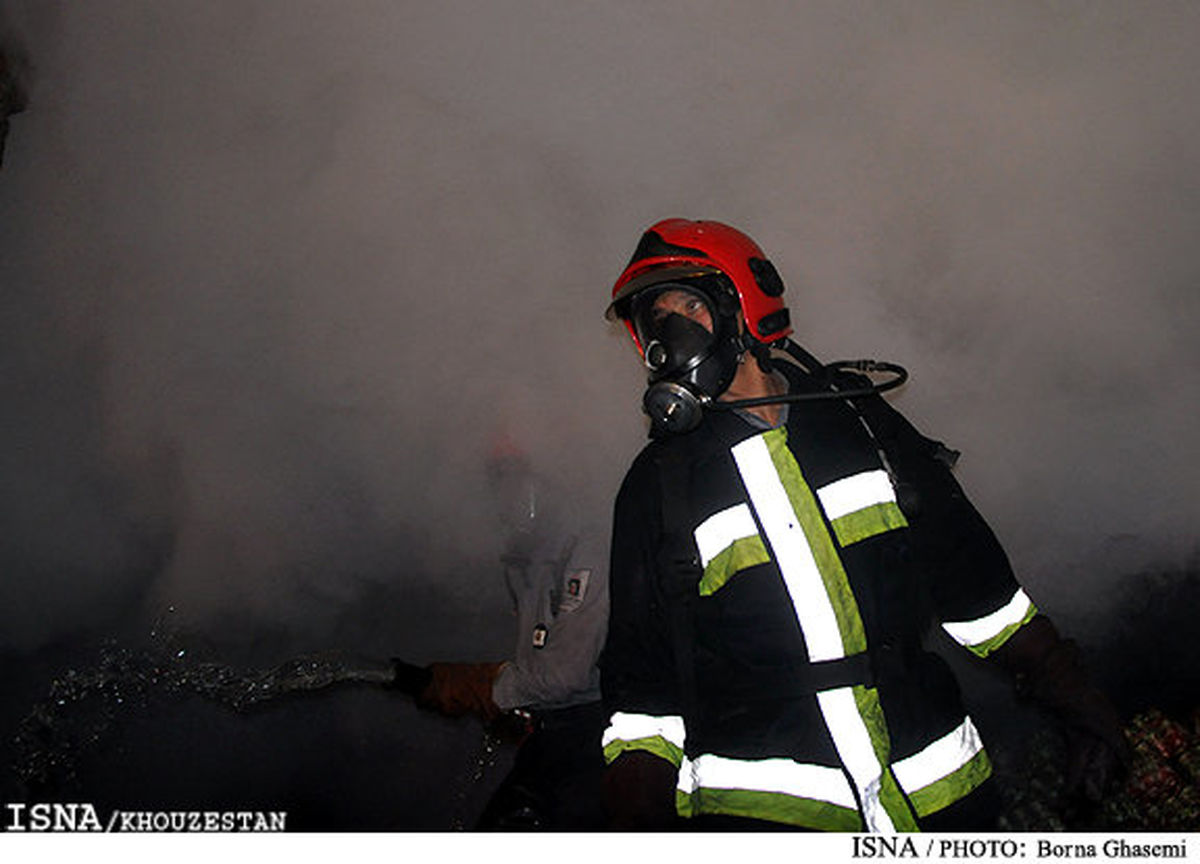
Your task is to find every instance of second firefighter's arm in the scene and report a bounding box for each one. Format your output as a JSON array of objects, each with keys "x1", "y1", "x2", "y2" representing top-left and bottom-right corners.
[{"x1": 492, "y1": 537, "x2": 610, "y2": 712}]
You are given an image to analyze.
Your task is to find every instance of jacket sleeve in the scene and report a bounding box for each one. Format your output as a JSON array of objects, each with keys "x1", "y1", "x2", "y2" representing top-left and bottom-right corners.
[
  {"x1": 855, "y1": 390, "x2": 1037, "y2": 658},
  {"x1": 599, "y1": 448, "x2": 688, "y2": 770},
  {"x1": 491, "y1": 535, "x2": 609, "y2": 711}
]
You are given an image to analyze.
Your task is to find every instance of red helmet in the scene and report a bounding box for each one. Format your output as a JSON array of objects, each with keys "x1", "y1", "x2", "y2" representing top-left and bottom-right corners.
[{"x1": 607, "y1": 218, "x2": 792, "y2": 353}]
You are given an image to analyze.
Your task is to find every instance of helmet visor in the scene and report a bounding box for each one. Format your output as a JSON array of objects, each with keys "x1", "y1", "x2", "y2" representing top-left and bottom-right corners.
[{"x1": 607, "y1": 264, "x2": 723, "y2": 321}]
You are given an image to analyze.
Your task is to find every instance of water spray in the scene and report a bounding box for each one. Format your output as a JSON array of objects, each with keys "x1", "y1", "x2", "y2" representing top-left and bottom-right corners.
[{"x1": 11, "y1": 608, "x2": 514, "y2": 828}]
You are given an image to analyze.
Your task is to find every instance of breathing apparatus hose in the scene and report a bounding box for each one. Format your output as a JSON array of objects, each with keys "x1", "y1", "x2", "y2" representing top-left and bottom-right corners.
[
  {"x1": 715, "y1": 360, "x2": 907, "y2": 411},
  {"x1": 711, "y1": 339, "x2": 908, "y2": 413},
  {"x1": 643, "y1": 338, "x2": 909, "y2": 435}
]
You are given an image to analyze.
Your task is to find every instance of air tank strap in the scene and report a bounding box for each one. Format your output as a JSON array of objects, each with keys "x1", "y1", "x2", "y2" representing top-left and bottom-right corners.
[{"x1": 702, "y1": 652, "x2": 877, "y2": 702}]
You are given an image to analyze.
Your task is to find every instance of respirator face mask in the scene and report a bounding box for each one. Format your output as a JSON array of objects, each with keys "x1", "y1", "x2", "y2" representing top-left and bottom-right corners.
[{"x1": 629, "y1": 283, "x2": 744, "y2": 434}]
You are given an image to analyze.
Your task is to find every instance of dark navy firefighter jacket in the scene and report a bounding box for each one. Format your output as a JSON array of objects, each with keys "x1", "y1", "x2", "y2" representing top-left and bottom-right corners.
[{"x1": 600, "y1": 367, "x2": 1036, "y2": 831}]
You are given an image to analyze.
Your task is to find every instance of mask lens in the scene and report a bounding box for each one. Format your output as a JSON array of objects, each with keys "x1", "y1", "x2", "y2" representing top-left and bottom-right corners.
[
  {"x1": 631, "y1": 285, "x2": 713, "y2": 348},
  {"x1": 633, "y1": 304, "x2": 719, "y2": 385}
]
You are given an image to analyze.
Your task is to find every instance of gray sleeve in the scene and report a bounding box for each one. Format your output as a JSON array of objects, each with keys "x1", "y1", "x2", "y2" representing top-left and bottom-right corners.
[{"x1": 492, "y1": 538, "x2": 609, "y2": 711}]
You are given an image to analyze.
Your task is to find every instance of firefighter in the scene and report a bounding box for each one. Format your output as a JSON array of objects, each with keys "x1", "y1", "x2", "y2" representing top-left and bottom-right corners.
[
  {"x1": 411, "y1": 441, "x2": 609, "y2": 830},
  {"x1": 599, "y1": 218, "x2": 1126, "y2": 831}
]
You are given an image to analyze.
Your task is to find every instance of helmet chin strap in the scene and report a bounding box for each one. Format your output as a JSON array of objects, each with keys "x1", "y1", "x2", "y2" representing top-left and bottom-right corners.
[{"x1": 642, "y1": 337, "x2": 909, "y2": 435}]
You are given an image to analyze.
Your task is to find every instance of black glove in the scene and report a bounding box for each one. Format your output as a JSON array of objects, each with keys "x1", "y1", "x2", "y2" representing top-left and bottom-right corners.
[
  {"x1": 386, "y1": 658, "x2": 434, "y2": 695},
  {"x1": 603, "y1": 750, "x2": 680, "y2": 831},
  {"x1": 993, "y1": 615, "x2": 1129, "y2": 802}
]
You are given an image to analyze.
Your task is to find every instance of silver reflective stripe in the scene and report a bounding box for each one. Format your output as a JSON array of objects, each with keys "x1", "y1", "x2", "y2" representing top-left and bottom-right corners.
[
  {"x1": 816, "y1": 469, "x2": 897, "y2": 520},
  {"x1": 677, "y1": 752, "x2": 858, "y2": 809},
  {"x1": 941, "y1": 588, "x2": 1034, "y2": 648},
  {"x1": 731, "y1": 435, "x2": 843, "y2": 662},
  {"x1": 732, "y1": 433, "x2": 896, "y2": 833},
  {"x1": 602, "y1": 711, "x2": 686, "y2": 750},
  {"x1": 694, "y1": 503, "x2": 759, "y2": 568},
  {"x1": 892, "y1": 716, "x2": 984, "y2": 795},
  {"x1": 816, "y1": 687, "x2": 895, "y2": 833}
]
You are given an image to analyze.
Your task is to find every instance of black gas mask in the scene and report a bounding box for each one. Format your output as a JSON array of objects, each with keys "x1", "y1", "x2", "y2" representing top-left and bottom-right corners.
[
  {"x1": 626, "y1": 280, "x2": 911, "y2": 436},
  {"x1": 629, "y1": 281, "x2": 745, "y2": 434}
]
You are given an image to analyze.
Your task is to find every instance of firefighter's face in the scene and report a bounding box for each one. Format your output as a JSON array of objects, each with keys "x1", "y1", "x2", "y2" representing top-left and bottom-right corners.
[{"x1": 649, "y1": 288, "x2": 714, "y2": 334}]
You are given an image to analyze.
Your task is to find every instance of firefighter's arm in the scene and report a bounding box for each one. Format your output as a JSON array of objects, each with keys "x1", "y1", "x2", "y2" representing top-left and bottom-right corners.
[
  {"x1": 871, "y1": 396, "x2": 1129, "y2": 801},
  {"x1": 991, "y1": 615, "x2": 1129, "y2": 801},
  {"x1": 600, "y1": 449, "x2": 686, "y2": 830}
]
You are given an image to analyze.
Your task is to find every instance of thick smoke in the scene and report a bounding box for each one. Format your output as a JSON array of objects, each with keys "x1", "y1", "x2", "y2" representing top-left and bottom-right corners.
[{"x1": 1, "y1": 1, "x2": 1198, "y2": 663}]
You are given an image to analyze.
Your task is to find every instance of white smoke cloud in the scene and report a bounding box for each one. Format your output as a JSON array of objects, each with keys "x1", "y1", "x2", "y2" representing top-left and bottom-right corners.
[{"x1": 1, "y1": 1, "x2": 1198, "y2": 654}]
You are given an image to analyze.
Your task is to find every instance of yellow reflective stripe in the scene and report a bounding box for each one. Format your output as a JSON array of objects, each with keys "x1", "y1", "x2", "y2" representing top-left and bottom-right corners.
[
  {"x1": 761, "y1": 428, "x2": 869, "y2": 655},
  {"x1": 698, "y1": 535, "x2": 771, "y2": 596},
  {"x1": 730, "y1": 430, "x2": 851, "y2": 660},
  {"x1": 942, "y1": 589, "x2": 1038, "y2": 657},
  {"x1": 817, "y1": 470, "x2": 897, "y2": 519},
  {"x1": 854, "y1": 686, "x2": 918, "y2": 831},
  {"x1": 676, "y1": 787, "x2": 862, "y2": 831},
  {"x1": 732, "y1": 429, "x2": 912, "y2": 832},
  {"x1": 693, "y1": 503, "x2": 770, "y2": 595},
  {"x1": 676, "y1": 752, "x2": 858, "y2": 809},
  {"x1": 814, "y1": 687, "x2": 901, "y2": 832},
  {"x1": 602, "y1": 712, "x2": 686, "y2": 766},
  {"x1": 905, "y1": 747, "x2": 992, "y2": 817},
  {"x1": 817, "y1": 470, "x2": 907, "y2": 545},
  {"x1": 604, "y1": 735, "x2": 684, "y2": 767},
  {"x1": 694, "y1": 503, "x2": 758, "y2": 566},
  {"x1": 830, "y1": 501, "x2": 909, "y2": 546},
  {"x1": 892, "y1": 716, "x2": 992, "y2": 817}
]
